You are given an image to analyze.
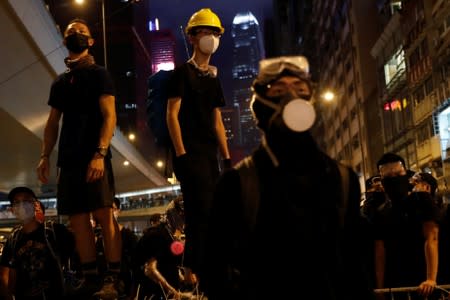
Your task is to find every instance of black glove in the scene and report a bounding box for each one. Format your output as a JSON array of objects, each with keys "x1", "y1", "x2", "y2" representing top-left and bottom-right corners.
[{"x1": 222, "y1": 158, "x2": 232, "y2": 171}]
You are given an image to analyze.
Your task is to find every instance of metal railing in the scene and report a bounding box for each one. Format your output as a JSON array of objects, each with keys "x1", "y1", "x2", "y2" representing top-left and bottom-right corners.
[{"x1": 374, "y1": 284, "x2": 450, "y2": 299}]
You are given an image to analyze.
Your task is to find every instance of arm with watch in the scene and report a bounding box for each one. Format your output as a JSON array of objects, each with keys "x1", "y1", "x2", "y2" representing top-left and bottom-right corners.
[{"x1": 86, "y1": 94, "x2": 116, "y2": 183}]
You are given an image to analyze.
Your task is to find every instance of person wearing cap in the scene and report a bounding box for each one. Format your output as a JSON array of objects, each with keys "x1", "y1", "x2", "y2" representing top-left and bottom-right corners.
[
  {"x1": 0, "y1": 187, "x2": 75, "y2": 300},
  {"x1": 369, "y1": 153, "x2": 441, "y2": 298},
  {"x1": 203, "y1": 56, "x2": 374, "y2": 299},
  {"x1": 166, "y1": 8, "x2": 231, "y2": 288}
]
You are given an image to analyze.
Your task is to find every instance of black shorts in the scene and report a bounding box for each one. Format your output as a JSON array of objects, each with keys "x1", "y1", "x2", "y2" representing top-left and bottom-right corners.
[{"x1": 56, "y1": 159, "x2": 115, "y2": 215}]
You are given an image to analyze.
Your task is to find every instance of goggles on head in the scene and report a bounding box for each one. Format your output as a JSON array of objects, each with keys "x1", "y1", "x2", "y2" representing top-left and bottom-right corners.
[
  {"x1": 256, "y1": 56, "x2": 310, "y2": 86},
  {"x1": 379, "y1": 161, "x2": 406, "y2": 178}
]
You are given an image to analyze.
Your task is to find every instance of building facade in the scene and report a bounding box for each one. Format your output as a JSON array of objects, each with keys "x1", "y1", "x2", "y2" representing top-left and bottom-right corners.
[
  {"x1": 371, "y1": 0, "x2": 450, "y2": 188},
  {"x1": 308, "y1": 0, "x2": 382, "y2": 186}
]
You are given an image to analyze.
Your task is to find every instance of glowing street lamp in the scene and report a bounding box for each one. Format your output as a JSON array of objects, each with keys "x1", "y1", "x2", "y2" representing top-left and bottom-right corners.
[
  {"x1": 156, "y1": 160, "x2": 164, "y2": 169},
  {"x1": 321, "y1": 90, "x2": 336, "y2": 102}
]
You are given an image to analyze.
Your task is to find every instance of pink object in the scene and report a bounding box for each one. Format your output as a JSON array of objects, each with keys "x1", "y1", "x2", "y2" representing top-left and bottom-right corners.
[{"x1": 171, "y1": 240, "x2": 184, "y2": 255}]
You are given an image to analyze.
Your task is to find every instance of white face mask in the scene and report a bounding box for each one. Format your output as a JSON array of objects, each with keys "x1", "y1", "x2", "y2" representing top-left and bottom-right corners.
[
  {"x1": 254, "y1": 95, "x2": 316, "y2": 132},
  {"x1": 282, "y1": 99, "x2": 316, "y2": 132},
  {"x1": 199, "y1": 35, "x2": 220, "y2": 55},
  {"x1": 13, "y1": 201, "x2": 36, "y2": 223}
]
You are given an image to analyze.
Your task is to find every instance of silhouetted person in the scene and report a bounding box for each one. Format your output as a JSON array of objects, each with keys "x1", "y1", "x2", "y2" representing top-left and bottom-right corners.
[{"x1": 36, "y1": 18, "x2": 121, "y2": 300}]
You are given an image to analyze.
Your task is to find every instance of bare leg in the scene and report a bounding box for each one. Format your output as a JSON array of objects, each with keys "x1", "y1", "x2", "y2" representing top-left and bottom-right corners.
[
  {"x1": 93, "y1": 207, "x2": 121, "y2": 265},
  {"x1": 70, "y1": 212, "x2": 96, "y2": 263}
]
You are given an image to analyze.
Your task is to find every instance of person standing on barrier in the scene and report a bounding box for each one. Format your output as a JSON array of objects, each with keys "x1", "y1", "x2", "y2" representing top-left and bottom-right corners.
[
  {"x1": 36, "y1": 18, "x2": 122, "y2": 300},
  {"x1": 166, "y1": 8, "x2": 231, "y2": 288},
  {"x1": 204, "y1": 56, "x2": 375, "y2": 300},
  {"x1": 365, "y1": 153, "x2": 440, "y2": 299}
]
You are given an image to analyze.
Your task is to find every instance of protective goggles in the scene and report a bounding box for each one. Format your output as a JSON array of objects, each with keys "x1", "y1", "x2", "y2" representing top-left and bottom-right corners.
[
  {"x1": 378, "y1": 161, "x2": 406, "y2": 178},
  {"x1": 257, "y1": 56, "x2": 310, "y2": 85}
]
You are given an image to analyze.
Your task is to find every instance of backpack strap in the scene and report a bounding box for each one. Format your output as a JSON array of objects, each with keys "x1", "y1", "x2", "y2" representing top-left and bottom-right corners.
[
  {"x1": 234, "y1": 156, "x2": 260, "y2": 231},
  {"x1": 337, "y1": 163, "x2": 350, "y2": 227}
]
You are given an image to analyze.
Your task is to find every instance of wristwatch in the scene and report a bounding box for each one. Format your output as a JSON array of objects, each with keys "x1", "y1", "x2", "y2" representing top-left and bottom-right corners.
[{"x1": 96, "y1": 146, "x2": 108, "y2": 157}]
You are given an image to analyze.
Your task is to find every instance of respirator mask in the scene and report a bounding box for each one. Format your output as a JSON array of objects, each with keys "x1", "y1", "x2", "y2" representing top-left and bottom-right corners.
[
  {"x1": 252, "y1": 93, "x2": 316, "y2": 133},
  {"x1": 199, "y1": 34, "x2": 220, "y2": 55}
]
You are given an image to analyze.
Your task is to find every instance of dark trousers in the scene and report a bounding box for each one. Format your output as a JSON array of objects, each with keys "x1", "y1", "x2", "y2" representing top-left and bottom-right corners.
[{"x1": 173, "y1": 153, "x2": 220, "y2": 277}]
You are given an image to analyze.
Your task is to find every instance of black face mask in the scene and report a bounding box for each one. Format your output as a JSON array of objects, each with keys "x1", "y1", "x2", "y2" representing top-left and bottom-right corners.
[
  {"x1": 381, "y1": 175, "x2": 410, "y2": 201},
  {"x1": 65, "y1": 33, "x2": 90, "y2": 54}
]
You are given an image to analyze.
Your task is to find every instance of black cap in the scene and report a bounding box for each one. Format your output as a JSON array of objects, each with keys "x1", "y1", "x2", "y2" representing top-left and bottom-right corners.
[{"x1": 7, "y1": 187, "x2": 37, "y2": 204}]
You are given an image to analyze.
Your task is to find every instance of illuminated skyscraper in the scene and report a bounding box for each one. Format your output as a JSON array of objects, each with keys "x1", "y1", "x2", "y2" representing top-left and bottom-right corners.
[
  {"x1": 148, "y1": 20, "x2": 176, "y2": 74},
  {"x1": 231, "y1": 11, "x2": 265, "y2": 152}
]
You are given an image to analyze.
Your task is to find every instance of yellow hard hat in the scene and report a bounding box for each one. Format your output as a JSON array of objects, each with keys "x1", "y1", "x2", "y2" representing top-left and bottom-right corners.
[{"x1": 185, "y1": 8, "x2": 224, "y2": 35}]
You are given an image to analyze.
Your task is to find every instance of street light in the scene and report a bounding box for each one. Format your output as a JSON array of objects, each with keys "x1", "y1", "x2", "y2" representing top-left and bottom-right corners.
[
  {"x1": 74, "y1": 0, "x2": 107, "y2": 69},
  {"x1": 321, "y1": 91, "x2": 336, "y2": 102},
  {"x1": 320, "y1": 89, "x2": 367, "y2": 182}
]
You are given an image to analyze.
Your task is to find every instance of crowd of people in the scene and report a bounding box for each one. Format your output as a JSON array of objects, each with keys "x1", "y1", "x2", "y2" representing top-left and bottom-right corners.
[{"x1": 3, "y1": 6, "x2": 450, "y2": 300}]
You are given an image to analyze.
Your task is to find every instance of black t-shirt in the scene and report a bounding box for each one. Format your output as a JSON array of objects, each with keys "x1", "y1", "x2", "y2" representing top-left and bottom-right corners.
[
  {"x1": 133, "y1": 224, "x2": 183, "y2": 299},
  {"x1": 0, "y1": 222, "x2": 75, "y2": 299},
  {"x1": 205, "y1": 147, "x2": 374, "y2": 299},
  {"x1": 369, "y1": 192, "x2": 441, "y2": 287},
  {"x1": 48, "y1": 64, "x2": 115, "y2": 167},
  {"x1": 168, "y1": 62, "x2": 225, "y2": 157}
]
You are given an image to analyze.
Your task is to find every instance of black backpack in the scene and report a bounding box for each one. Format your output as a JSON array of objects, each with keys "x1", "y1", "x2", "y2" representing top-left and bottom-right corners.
[{"x1": 146, "y1": 70, "x2": 174, "y2": 148}]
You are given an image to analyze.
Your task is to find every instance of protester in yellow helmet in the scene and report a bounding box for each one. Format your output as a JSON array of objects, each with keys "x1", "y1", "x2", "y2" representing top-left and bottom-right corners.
[{"x1": 166, "y1": 7, "x2": 231, "y2": 294}]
